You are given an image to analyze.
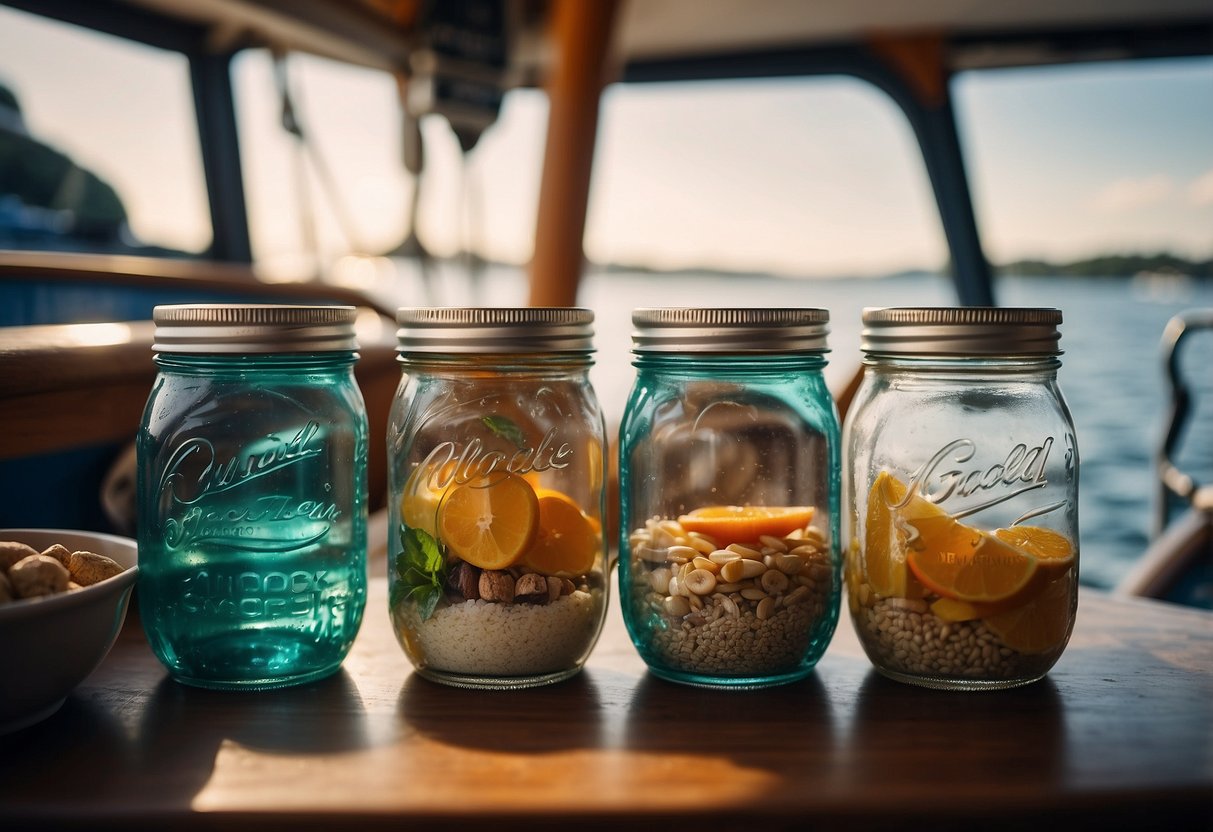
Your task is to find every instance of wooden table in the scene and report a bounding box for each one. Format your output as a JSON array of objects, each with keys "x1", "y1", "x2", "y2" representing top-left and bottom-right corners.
[{"x1": 2, "y1": 581, "x2": 1210, "y2": 831}]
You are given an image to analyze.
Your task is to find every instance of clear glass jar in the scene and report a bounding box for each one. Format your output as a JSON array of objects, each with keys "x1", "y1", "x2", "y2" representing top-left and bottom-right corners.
[
  {"x1": 387, "y1": 308, "x2": 609, "y2": 689},
  {"x1": 619, "y1": 308, "x2": 841, "y2": 688},
  {"x1": 843, "y1": 307, "x2": 1079, "y2": 690},
  {"x1": 137, "y1": 305, "x2": 368, "y2": 690}
]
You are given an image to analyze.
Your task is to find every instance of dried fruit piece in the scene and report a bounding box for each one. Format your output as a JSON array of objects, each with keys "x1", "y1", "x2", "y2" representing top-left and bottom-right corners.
[{"x1": 677, "y1": 505, "x2": 815, "y2": 547}]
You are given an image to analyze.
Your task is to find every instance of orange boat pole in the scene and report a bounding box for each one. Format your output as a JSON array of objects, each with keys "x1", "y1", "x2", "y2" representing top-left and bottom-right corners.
[{"x1": 528, "y1": 0, "x2": 621, "y2": 307}]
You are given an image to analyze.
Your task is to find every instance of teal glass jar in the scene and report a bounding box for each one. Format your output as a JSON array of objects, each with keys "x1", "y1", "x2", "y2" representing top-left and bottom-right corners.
[
  {"x1": 387, "y1": 308, "x2": 609, "y2": 689},
  {"x1": 137, "y1": 305, "x2": 368, "y2": 690},
  {"x1": 618, "y1": 308, "x2": 841, "y2": 688}
]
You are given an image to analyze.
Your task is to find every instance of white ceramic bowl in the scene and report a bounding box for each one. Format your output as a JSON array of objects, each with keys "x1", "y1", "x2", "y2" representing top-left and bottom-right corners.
[{"x1": 0, "y1": 528, "x2": 139, "y2": 734}]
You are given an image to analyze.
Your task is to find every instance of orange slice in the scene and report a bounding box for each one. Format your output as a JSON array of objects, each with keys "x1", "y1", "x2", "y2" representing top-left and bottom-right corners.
[
  {"x1": 907, "y1": 528, "x2": 1039, "y2": 605},
  {"x1": 993, "y1": 526, "x2": 1075, "y2": 579},
  {"x1": 437, "y1": 473, "x2": 539, "y2": 570},
  {"x1": 677, "y1": 505, "x2": 814, "y2": 547},
  {"x1": 401, "y1": 459, "x2": 459, "y2": 537},
  {"x1": 522, "y1": 492, "x2": 600, "y2": 576},
  {"x1": 985, "y1": 570, "x2": 1075, "y2": 654},
  {"x1": 863, "y1": 472, "x2": 909, "y2": 597}
]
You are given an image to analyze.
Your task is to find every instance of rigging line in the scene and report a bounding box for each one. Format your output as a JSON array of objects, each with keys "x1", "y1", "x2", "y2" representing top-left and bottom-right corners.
[
  {"x1": 274, "y1": 51, "x2": 369, "y2": 261},
  {"x1": 273, "y1": 51, "x2": 319, "y2": 278}
]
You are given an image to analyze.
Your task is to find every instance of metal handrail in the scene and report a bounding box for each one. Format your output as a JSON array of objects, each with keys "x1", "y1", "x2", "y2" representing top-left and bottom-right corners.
[{"x1": 1155, "y1": 308, "x2": 1213, "y2": 537}]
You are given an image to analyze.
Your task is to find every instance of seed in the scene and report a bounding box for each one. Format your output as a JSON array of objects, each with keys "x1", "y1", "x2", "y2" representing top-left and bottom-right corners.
[
  {"x1": 684, "y1": 568, "x2": 718, "y2": 596},
  {"x1": 726, "y1": 543, "x2": 764, "y2": 560},
  {"x1": 739, "y1": 559, "x2": 766, "y2": 579},
  {"x1": 692, "y1": 556, "x2": 721, "y2": 574},
  {"x1": 649, "y1": 567, "x2": 672, "y2": 594},
  {"x1": 720, "y1": 559, "x2": 746, "y2": 583},
  {"x1": 740, "y1": 587, "x2": 767, "y2": 601},
  {"x1": 667, "y1": 545, "x2": 699, "y2": 563},
  {"x1": 636, "y1": 546, "x2": 669, "y2": 563},
  {"x1": 667, "y1": 575, "x2": 681, "y2": 597},
  {"x1": 720, "y1": 596, "x2": 739, "y2": 617},
  {"x1": 715, "y1": 582, "x2": 743, "y2": 593},
  {"x1": 788, "y1": 544, "x2": 817, "y2": 559},
  {"x1": 775, "y1": 554, "x2": 803, "y2": 574},
  {"x1": 759, "y1": 535, "x2": 788, "y2": 552},
  {"x1": 757, "y1": 597, "x2": 775, "y2": 620},
  {"x1": 709, "y1": 549, "x2": 741, "y2": 565},
  {"x1": 804, "y1": 526, "x2": 828, "y2": 546},
  {"x1": 763, "y1": 569, "x2": 790, "y2": 594},
  {"x1": 688, "y1": 593, "x2": 704, "y2": 610},
  {"x1": 784, "y1": 586, "x2": 810, "y2": 606},
  {"x1": 663, "y1": 595, "x2": 691, "y2": 616},
  {"x1": 686, "y1": 535, "x2": 717, "y2": 554}
]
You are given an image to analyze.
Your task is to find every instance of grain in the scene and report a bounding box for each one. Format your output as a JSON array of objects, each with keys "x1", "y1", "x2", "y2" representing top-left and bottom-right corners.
[
  {"x1": 401, "y1": 590, "x2": 603, "y2": 676},
  {"x1": 628, "y1": 515, "x2": 836, "y2": 677},
  {"x1": 854, "y1": 591, "x2": 1061, "y2": 683}
]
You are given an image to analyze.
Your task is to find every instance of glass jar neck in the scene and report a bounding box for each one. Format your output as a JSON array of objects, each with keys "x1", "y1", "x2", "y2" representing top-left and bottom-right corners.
[
  {"x1": 398, "y1": 352, "x2": 594, "y2": 374},
  {"x1": 863, "y1": 353, "x2": 1060, "y2": 378},
  {"x1": 633, "y1": 351, "x2": 828, "y2": 375},
  {"x1": 155, "y1": 351, "x2": 358, "y2": 372}
]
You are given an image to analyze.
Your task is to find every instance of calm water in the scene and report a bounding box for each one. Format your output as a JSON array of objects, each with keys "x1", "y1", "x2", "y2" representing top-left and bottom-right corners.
[{"x1": 385, "y1": 263, "x2": 1213, "y2": 591}]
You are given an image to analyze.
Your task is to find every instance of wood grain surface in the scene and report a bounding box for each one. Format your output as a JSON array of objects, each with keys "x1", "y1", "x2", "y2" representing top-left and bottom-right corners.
[{"x1": 0, "y1": 581, "x2": 1209, "y2": 831}]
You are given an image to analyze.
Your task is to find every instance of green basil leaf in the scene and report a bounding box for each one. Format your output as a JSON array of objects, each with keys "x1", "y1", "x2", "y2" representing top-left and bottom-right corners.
[{"x1": 482, "y1": 414, "x2": 527, "y2": 449}]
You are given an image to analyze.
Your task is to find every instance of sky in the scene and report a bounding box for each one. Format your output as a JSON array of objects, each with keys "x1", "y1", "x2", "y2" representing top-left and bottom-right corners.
[{"x1": 0, "y1": 4, "x2": 1210, "y2": 280}]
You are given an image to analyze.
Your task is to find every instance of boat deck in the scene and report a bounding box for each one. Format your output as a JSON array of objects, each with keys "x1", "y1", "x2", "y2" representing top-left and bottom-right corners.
[{"x1": 1, "y1": 578, "x2": 1209, "y2": 830}]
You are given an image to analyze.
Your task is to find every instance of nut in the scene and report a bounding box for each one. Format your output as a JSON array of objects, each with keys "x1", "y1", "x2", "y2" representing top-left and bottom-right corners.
[
  {"x1": 9, "y1": 554, "x2": 71, "y2": 598},
  {"x1": 514, "y1": 572, "x2": 550, "y2": 604},
  {"x1": 761, "y1": 569, "x2": 790, "y2": 595},
  {"x1": 447, "y1": 561, "x2": 481, "y2": 600},
  {"x1": 0, "y1": 572, "x2": 13, "y2": 603},
  {"x1": 684, "y1": 569, "x2": 717, "y2": 596},
  {"x1": 478, "y1": 570, "x2": 515, "y2": 603},
  {"x1": 67, "y1": 551, "x2": 125, "y2": 587},
  {"x1": 0, "y1": 541, "x2": 38, "y2": 572},
  {"x1": 40, "y1": 544, "x2": 72, "y2": 569},
  {"x1": 546, "y1": 576, "x2": 564, "y2": 603}
]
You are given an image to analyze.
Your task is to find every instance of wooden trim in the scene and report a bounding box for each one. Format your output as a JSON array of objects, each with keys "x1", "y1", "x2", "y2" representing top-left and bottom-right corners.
[
  {"x1": 0, "y1": 250, "x2": 398, "y2": 318},
  {"x1": 527, "y1": 0, "x2": 621, "y2": 308}
]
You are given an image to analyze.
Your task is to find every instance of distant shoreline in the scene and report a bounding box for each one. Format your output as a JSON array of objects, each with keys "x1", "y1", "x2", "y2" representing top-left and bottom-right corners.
[{"x1": 592, "y1": 253, "x2": 1213, "y2": 281}]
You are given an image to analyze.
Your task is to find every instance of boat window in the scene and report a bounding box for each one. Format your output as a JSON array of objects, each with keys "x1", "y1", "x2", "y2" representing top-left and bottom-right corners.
[
  {"x1": 0, "y1": 5, "x2": 211, "y2": 257},
  {"x1": 231, "y1": 48, "x2": 547, "y2": 297},
  {"x1": 953, "y1": 58, "x2": 1213, "y2": 268},
  {"x1": 588, "y1": 77, "x2": 949, "y2": 282}
]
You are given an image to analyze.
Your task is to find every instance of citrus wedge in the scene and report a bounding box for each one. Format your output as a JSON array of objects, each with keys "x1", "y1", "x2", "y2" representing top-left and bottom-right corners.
[
  {"x1": 907, "y1": 528, "x2": 1039, "y2": 605},
  {"x1": 437, "y1": 473, "x2": 539, "y2": 570},
  {"x1": 522, "y1": 491, "x2": 600, "y2": 576},
  {"x1": 985, "y1": 570, "x2": 1075, "y2": 654},
  {"x1": 677, "y1": 505, "x2": 814, "y2": 547},
  {"x1": 993, "y1": 525, "x2": 1075, "y2": 579},
  {"x1": 400, "y1": 459, "x2": 459, "y2": 537},
  {"x1": 863, "y1": 472, "x2": 909, "y2": 597}
]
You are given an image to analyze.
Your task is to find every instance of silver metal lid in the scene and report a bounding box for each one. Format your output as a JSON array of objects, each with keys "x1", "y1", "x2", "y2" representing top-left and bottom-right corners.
[
  {"x1": 395, "y1": 307, "x2": 595, "y2": 354},
  {"x1": 152, "y1": 304, "x2": 359, "y2": 353},
  {"x1": 631, "y1": 308, "x2": 830, "y2": 353},
  {"x1": 861, "y1": 307, "x2": 1062, "y2": 356}
]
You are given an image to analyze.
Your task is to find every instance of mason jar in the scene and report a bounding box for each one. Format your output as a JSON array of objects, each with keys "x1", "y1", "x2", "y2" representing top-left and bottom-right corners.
[
  {"x1": 843, "y1": 307, "x2": 1079, "y2": 690},
  {"x1": 137, "y1": 304, "x2": 368, "y2": 690},
  {"x1": 388, "y1": 307, "x2": 609, "y2": 689},
  {"x1": 618, "y1": 308, "x2": 841, "y2": 688}
]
